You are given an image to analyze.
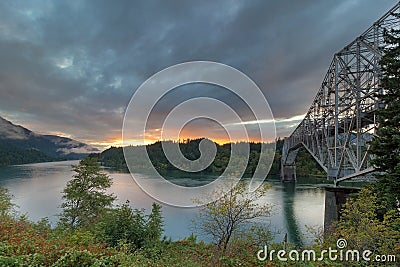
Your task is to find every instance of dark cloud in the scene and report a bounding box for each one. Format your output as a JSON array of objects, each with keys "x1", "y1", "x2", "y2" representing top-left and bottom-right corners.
[{"x1": 0, "y1": 0, "x2": 397, "y2": 146}]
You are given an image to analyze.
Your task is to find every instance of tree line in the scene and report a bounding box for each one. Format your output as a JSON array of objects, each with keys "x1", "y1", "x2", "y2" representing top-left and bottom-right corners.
[{"x1": 91, "y1": 138, "x2": 324, "y2": 178}]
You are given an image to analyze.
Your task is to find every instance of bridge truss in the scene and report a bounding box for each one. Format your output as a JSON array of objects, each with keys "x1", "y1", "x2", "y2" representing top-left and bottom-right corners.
[{"x1": 281, "y1": 3, "x2": 400, "y2": 185}]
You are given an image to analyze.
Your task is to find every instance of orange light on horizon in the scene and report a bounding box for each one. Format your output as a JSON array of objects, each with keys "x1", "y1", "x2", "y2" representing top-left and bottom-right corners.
[
  {"x1": 89, "y1": 135, "x2": 270, "y2": 150},
  {"x1": 89, "y1": 137, "x2": 124, "y2": 148}
]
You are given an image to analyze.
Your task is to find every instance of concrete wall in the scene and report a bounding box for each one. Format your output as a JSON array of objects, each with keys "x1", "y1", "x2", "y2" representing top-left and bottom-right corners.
[{"x1": 281, "y1": 165, "x2": 296, "y2": 182}]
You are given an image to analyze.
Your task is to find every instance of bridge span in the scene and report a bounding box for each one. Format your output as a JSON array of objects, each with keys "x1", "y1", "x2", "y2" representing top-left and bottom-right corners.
[{"x1": 281, "y1": 3, "x2": 400, "y2": 186}]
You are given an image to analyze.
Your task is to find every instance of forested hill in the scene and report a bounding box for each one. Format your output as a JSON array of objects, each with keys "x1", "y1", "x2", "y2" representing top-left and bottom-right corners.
[
  {"x1": 93, "y1": 139, "x2": 279, "y2": 175},
  {"x1": 0, "y1": 116, "x2": 99, "y2": 166},
  {"x1": 92, "y1": 138, "x2": 324, "y2": 177}
]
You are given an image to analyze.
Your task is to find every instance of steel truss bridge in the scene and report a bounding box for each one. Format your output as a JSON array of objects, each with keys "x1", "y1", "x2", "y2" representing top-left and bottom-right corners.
[{"x1": 281, "y1": 3, "x2": 400, "y2": 185}]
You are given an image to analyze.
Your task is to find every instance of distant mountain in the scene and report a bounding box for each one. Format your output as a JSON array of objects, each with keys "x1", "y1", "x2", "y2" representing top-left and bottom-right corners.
[{"x1": 0, "y1": 116, "x2": 99, "y2": 165}]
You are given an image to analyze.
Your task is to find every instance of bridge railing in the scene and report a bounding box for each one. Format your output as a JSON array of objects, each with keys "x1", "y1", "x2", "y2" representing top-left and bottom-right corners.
[{"x1": 282, "y1": 2, "x2": 400, "y2": 184}]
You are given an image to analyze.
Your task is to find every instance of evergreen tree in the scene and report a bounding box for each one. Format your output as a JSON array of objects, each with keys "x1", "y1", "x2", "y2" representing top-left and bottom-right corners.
[
  {"x1": 370, "y1": 28, "x2": 400, "y2": 208},
  {"x1": 0, "y1": 187, "x2": 13, "y2": 217},
  {"x1": 59, "y1": 157, "x2": 116, "y2": 230},
  {"x1": 146, "y1": 203, "x2": 164, "y2": 244}
]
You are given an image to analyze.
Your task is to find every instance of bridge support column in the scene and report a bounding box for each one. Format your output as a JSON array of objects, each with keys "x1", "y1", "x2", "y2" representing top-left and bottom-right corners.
[
  {"x1": 324, "y1": 186, "x2": 360, "y2": 234},
  {"x1": 281, "y1": 164, "x2": 296, "y2": 182}
]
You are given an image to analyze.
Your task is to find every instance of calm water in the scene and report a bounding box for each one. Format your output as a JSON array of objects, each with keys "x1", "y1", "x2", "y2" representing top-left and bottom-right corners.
[{"x1": 0, "y1": 161, "x2": 327, "y2": 245}]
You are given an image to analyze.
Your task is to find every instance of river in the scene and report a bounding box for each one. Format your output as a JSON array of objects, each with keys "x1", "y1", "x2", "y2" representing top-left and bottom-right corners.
[{"x1": 0, "y1": 160, "x2": 328, "y2": 245}]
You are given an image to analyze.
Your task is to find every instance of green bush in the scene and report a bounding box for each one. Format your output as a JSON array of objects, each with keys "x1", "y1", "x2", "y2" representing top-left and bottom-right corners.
[
  {"x1": 95, "y1": 201, "x2": 164, "y2": 252},
  {"x1": 0, "y1": 253, "x2": 46, "y2": 267}
]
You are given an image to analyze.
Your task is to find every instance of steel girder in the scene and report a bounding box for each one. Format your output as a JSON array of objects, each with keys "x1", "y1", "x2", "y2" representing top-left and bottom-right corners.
[{"x1": 281, "y1": 3, "x2": 400, "y2": 185}]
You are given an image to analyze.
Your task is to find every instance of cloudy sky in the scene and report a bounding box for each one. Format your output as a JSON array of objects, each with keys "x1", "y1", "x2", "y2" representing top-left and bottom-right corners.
[{"x1": 0, "y1": 0, "x2": 397, "y2": 148}]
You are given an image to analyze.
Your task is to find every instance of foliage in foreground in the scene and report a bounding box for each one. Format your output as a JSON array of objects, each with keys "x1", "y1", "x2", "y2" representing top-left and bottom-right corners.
[
  {"x1": 322, "y1": 186, "x2": 400, "y2": 266},
  {"x1": 1, "y1": 157, "x2": 399, "y2": 266},
  {"x1": 0, "y1": 215, "x2": 343, "y2": 267},
  {"x1": 59, "y1": 157, "x2": 116, "y2": 230},
  {"x1": 1, "y1": 182, "x2": 400, "y2": 265},
  {"x1": 193, "y1": 181, "x2": 273, "y2": 251}
]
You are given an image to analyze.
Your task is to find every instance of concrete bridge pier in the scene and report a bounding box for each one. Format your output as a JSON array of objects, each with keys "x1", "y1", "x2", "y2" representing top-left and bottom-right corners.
[
  {"x1": 281, "y1": 164, "x2": 296, "y2": 182},
  {"x1": 324, "y1": 186, "x2": 360, "y2": 234}
]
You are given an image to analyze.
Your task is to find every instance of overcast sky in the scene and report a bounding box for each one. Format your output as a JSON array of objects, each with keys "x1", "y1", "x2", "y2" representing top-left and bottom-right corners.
[{"x1": 0, "y1": 0, "x2": 397, "y2": 148}]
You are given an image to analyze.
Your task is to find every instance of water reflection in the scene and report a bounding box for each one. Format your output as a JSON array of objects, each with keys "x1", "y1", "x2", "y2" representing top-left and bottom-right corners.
[
  {"x1": 282, "y1": 182, "x2": 303, "y2": 246},
  {"x1": 0, "y1": 161, "x2": 325, "y2": 245}
]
